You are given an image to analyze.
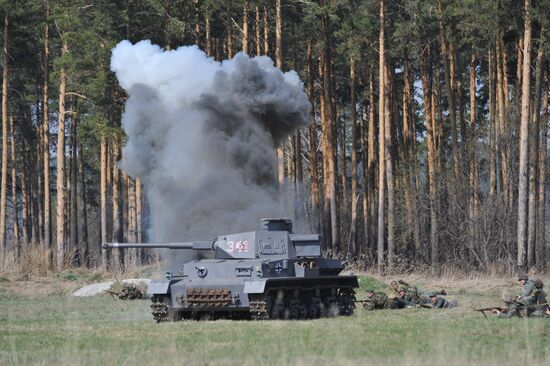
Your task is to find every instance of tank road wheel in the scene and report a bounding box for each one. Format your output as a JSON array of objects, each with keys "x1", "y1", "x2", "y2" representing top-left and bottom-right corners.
[
  {"x1": 338, "y1": 288, "x2": 356, "y2": 316},
  {"x1": 308, "y1": 288, "x2": 325, "y2": 319},
  {"x1": 325, "y1": 288, "x2": 340, "y2": 317},
  {"x1": 270, "y1": 289, "x2": 287, "y2": 320},
  {"x1": 151, "y1": 295, "x2": 171, "y2": 322},
  {"x1": 288, "y1": 289, "x2": 301, "y2": 319},
  {"x1": 287, "y1": 289, "x2": 309, "y2": 320}
]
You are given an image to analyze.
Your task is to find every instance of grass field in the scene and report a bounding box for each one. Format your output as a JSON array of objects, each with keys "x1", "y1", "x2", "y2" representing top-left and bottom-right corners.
[{"x1": 0, "y1": 271, "x2": 548, "y2": 365}]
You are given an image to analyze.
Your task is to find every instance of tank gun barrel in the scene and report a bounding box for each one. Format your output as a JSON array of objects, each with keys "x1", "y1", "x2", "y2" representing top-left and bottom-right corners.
[{"x1": 102, "y1": 241, "x2": 215, "y2": 250}]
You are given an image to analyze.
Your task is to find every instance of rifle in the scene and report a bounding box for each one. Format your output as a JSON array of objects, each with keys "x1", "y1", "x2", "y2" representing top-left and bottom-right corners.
[
  {"x1": 474, "y1": 306, "x2": 506, "y2": 318},
  {"x1": 104, "y1": 289, "x2": 121, "y2": 299}
]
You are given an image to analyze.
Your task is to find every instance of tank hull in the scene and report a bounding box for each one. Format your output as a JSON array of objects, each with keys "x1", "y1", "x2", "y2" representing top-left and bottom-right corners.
[{"x1": 149, "y1": 275, "x2": 358, "y2": 321}]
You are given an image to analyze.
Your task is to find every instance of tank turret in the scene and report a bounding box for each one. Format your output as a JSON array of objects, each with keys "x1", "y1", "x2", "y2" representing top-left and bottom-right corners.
[{"x1": 103, "y1": 218, "x2": 358, "y2": 321}]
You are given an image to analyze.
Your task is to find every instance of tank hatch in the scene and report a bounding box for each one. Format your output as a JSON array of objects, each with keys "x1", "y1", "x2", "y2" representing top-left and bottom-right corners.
[{"x1": 261, "y1": 218, "x2": 293, "y2": 233}]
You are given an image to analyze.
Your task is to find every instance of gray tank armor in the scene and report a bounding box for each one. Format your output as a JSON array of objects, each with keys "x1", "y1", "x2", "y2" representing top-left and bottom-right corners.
[{"x1": 103, "y1": 218, "x2": 358, "y2": 321}]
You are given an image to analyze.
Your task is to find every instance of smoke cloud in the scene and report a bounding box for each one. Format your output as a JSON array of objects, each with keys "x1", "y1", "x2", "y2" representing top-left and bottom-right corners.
[{"x1": 111, "y1": 40, "x2": 311, "y2": 241}]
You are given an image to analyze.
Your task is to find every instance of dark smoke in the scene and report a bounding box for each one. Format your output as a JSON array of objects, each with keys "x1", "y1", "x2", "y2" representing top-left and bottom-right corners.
[{"x1": 111, "y1": 40, "x2": 311, "y2": 242}]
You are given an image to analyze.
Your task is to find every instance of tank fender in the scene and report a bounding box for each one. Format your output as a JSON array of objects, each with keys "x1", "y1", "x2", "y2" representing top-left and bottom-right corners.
[
  {"x1": 147, "y1": 280, "x2": 171, "y2": 295},
  {"x1": 243, "y1": 279, "x2": 267, "y2": 294}
]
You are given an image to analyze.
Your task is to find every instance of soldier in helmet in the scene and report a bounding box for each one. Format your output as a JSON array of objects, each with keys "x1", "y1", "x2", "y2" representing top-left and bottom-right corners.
[
  {"x1": 494, "y1": 276, "x2": 546, "y2": 318},
  {"x1": 391, "y1": 280, "x2": 417, "y2": 303},
  {"x1": 119, "y1": 283, "x2": 144, "y2": 300},
  {"x1": 363, "y1": 289, "x2": 405, "y2": 310},
  {"x1": 391, "y1": 279, "x2": 445, "y2": 306}
]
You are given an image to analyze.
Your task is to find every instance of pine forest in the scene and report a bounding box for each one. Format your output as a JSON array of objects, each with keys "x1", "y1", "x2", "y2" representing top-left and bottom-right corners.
[{"x1": 0, "y1": 0, "x2": 549, "y2": 275}]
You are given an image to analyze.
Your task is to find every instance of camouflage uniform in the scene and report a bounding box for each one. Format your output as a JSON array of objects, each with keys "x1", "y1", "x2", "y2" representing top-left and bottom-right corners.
[
  {"x1": 391, "y1": 280, "x2": 445, "y2": 306},
  {"x1": 119, "y1": 283, "x2": 144, "y2": 300},
  {"x1": 363, "y1": 291, "x2": 405, "y2": 310},
  {"x1": 498, "y1": 278, "x2": 546, "y2": 318}
]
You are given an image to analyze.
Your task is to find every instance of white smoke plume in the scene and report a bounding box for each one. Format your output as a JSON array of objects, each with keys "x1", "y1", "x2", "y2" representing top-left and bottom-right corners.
[{"x1": 111, "y1": 40, "x2": 311, "y2": 241}]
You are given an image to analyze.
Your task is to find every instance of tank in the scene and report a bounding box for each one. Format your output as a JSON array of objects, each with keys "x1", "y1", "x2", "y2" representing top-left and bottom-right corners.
[{"x1": 103, "y1": 218, "x2": 358, "y2": 321}]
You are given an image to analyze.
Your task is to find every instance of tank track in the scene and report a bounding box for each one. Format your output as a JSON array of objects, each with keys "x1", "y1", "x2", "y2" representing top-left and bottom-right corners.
[
  {"x1": 151, "y1": 296, "x2": 170, "y2": 322},
  {"x1": 248, "y1": 286, "x2": 356, "y2": 320},
  {"x1": 151, "y1": 287, "x2": 356, "y2": 321}
]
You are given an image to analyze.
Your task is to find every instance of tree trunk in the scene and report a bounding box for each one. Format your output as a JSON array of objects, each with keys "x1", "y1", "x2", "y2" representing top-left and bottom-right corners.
[
  {"x1": 127, "y1": 176, "x2": 137, "y2": 266},
  {"x1": 537, "y1": 72, "x2": 548, "y2": 269},
  {"x1": 295, "y1": 131, "x2": 304, "y2": 226},
  {"x1": 100, "y1": 136, "x2": 108, "y2": 270},
  {"x1": 307, "y1": 39, "x2": 320, "y2": 233},
  {"x1": 454, "y1": 46, "x2": 467, "y2": 146},
  {"x1": 31, "y1": 142, "x2": 41, "y2": 247},
  {"x1": 69, "y1": 110, "x2": 78, "y2": 266},
  {"x1": 322, "y1": 17, "x2": 338, "y2": 251},
  {"x1": 434, "y1": 64, "x2": 445, "y2": 179},
  {"x1": 402, "y1": 59, "x2": 421, "y2": 256},
  {"x1": 55, "y1": 39, "x2": 68, "y2": 271},
  {"x1": 106, "y1": 138, "x2": 112, "y2": 244},
  {"x1": 136, "y1": 178, "x2": 143, "y2": 261},
  {"x1": 263, "y1": 5, "x2": 269, "y2": 56},
  {"x1": 242, "y1": 0, "x2": 249, "y2": 54},
  {"x1": 0, "y1": 15, "x2": 8, "y2": 255},
  {"x1": 527, "y1": 35, "x2": 544, "y2": 268},
  {"x1": 468, "y1": 52, "x2": 478, "y2": 240},
  {"x1": 421, "y1": 45, "x2": 439, "y2": 271},
  {"x1": 319, "y1": 56, "x2": 330, "y2": 250},
  {"x1": 377, "y1": 0, "x2": 386, "y2": 272},
  {"x1": 384, "y1": 59, "x2": 395, "y2": 268},
  {"x1": 516, "y1": 37, "x2": 523, "y2": 99},
  {"x1": 43, "y1": 0, "x2": 51, "y2": 254},
  {"x1": 496, "y1": 38, "x2": 507, "y2": 196},
  {"x1": 319, "y1": 52, "x2": 337, "y2": 250},
  {"x1": 226, "y1": 4, "x2": 233, "y2": 59},
  {"x1": 193, "y1": 0, "x2": 201, "y2": 47},
  {"x1": 360, "y1": 100, "x2": 368, "y2": 253},
  {"x1": 35, "y1": 102, "x2": 42, "y2": 248},
  {"x1": 339, "y1": 117, "x2": 347, "y2": 216},
  {"x1": 286, "y1": 137, "x2": 294, "y2": 202},
  {"x1": 20, "y1": 157, "x2": 28, "y2": 248},
  {"x1": 517, "y1": 0, "x2": 532, "y2": 268},
  {"x1": 78, "y1": 144, "x2": 89, "y2": 267},
  {"x1": 275, "y1": 0, "x2": 282, "y2": 65},
  {"x1": 112, "y1": 138, "x2": 122, "y2": 271},
  {"x1": 488, "y1": 47, "x2": 497, "y2": 197},
  {"x1": 205, "y1": 12, "x2": 211, "y2": 57},
  {"x1": 9, "y1": 114, "x2": 19, "y2": 260},
  {"x1": 437, "y1": 0, "x2": 459, "y2": 184},
  {"x1": 367, "y1": 70, "x2": 376, "y2": 254},
  {"x1": 275, "y1": 0, "x2": 284, "y2": 196},
  {"x1": 255, "y1": 5, "x2": 261, "y2": 56},
  {"x1": 349, "y1": 58, "x2": 358, "y2": 256},
  {"x1": 502, "y1": 43, "x2": 509, "y2": 112}
]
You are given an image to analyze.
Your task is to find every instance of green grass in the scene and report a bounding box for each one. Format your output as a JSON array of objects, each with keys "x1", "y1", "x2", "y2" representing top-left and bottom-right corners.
[{"x1": 0, "y1": 278, "x2": 549, "y2": 365}]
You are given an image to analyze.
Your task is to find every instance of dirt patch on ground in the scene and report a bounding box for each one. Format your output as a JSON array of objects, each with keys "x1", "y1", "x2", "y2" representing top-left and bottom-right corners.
[{"x1": 72, "y1": 279, "x2": 151, "y2": 297}]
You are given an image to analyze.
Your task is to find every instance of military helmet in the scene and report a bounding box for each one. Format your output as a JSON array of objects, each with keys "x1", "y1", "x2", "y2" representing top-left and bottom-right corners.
[
  {"x1": 518, "y1": 274, "x2": 528, "y2": 281},
  {"x1": 533, "y1": 279, "x2": 543, "y2": 288}
]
